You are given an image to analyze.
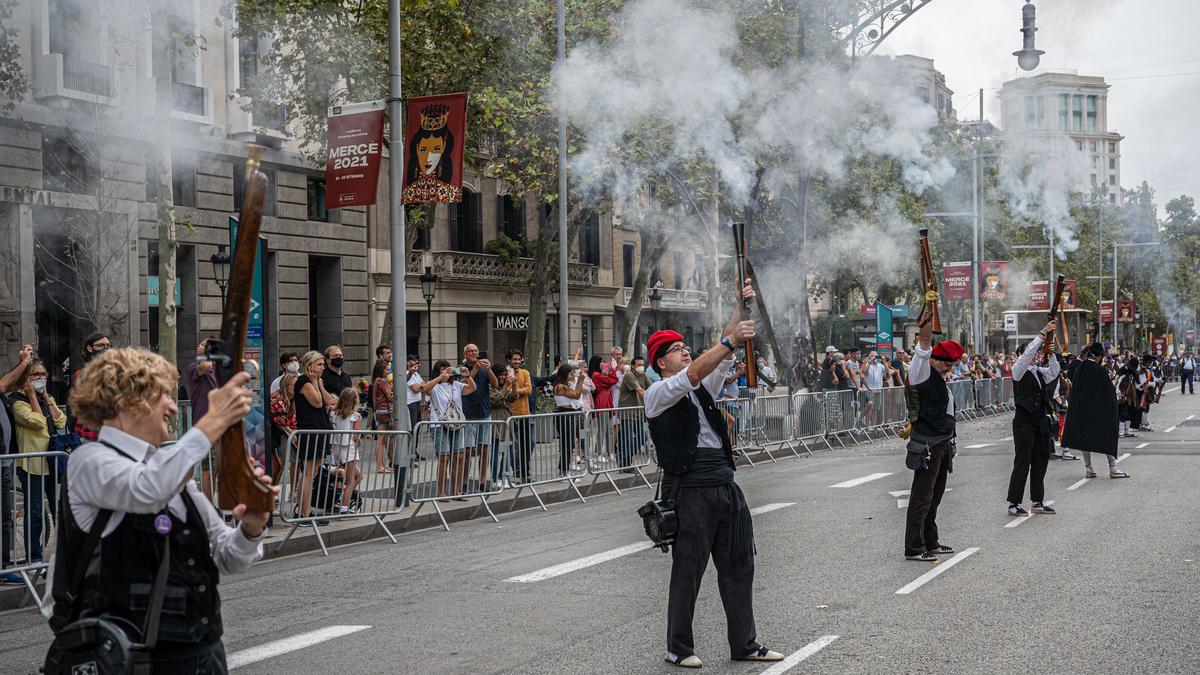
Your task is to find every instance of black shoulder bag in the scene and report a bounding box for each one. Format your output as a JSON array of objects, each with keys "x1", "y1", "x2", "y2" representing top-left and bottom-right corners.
[
  {"x1": 44, "y1": 445, "x2": 173, "y2": 675},
  {"x1": 638, "y1": 475, "x2": 681, "y2": 553}
]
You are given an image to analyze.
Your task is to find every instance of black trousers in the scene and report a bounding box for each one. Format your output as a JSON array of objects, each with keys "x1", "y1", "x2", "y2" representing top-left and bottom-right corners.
[
  {"x1": 1182, "y1": 371, "x2": 1193, "y2": 394},
  {"x1": 667, "y1": 483, "x2": 759, "y2": 659},
  {"x1": 1009, "y1": 415, "x2": 1051, "y2": 505},
  {"x1": 904, "y1": 442, "x2": 950, "y2": 556},
  {"x1": 1, "y1": 458, "x2": 13, "y2": 567}
]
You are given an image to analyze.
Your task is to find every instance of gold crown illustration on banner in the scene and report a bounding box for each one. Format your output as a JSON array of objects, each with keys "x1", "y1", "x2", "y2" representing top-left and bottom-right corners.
[{"x1": 419, "y1": 104, "x2": 450, "y2": 131}]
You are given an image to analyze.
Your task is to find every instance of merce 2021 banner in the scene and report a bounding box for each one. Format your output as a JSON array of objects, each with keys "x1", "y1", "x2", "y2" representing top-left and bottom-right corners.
[{"x1": 326, "y1": 99, "x2": 386, "y2": 207}]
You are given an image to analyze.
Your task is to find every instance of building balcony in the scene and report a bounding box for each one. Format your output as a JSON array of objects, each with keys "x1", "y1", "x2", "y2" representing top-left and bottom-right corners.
[
  {"x1": 619, "y1": 287, "x2": 708, "y2": 311},
  {"x1": 169, "y1": 80, "x2": 213, "y2": 121},
  {"x1": 405, "y1": 250, "x2": 599, "y2": 287},
  {"x1": 32, "y1": 54, "x2": 117, "y2": 105},
  {"x1": 227, "y1": 97, "x2": 288, "y2": 146}
]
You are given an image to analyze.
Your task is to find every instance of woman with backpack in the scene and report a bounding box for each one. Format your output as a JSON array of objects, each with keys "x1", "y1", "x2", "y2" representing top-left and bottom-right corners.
[{"x1": 421, "y1": 359, "x2": 478, "y2": 499}]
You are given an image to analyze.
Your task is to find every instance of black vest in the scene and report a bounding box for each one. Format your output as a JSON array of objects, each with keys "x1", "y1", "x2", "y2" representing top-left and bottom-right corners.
[
  {"x1": 912, "y1": 371, "x2": 955, "y2": 437},
  {"x1": 1014, "y1": 369, "x2": 1052, "y2": 419},
  {"x1": 648, "y1": 385, "x2": 733, "y2": 475},
  {"x1": 50, "y1": 450, "x2": 222, "y2": 646}
]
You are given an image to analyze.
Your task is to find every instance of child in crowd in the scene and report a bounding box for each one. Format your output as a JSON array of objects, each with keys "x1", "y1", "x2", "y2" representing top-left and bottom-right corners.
[{"x1": 330, "y1": 388, "x2": 363, "y2": 514}]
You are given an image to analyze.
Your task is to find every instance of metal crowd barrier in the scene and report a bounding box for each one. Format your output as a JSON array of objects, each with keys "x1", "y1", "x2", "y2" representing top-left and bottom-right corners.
[
  {"x1": 947, "y1": 380, "x2": 979, "y2": 419},
  {"x1": 717, "y1": 397, "x2": 765, "y2": 465},
  {"x1": 505, "y1": 411, "x2": 588, "y2": 510},
  {"x1": 791, "y1": 391, "x2": 831, "y2": 452},
  {"x1": 277, "y1": 428, "x2": 411, "y2": 554},
  {"x1": 585, "y1": 407, "x2": 655, "y2": 496},
  {"x1": 753, "y1": 394, "x2": 807, "y2": 459},
  {"x1": 405, "y1": 419, "x2": 510, "y2": 531},
  {"x1": 877, "y1": 386, "x2": 908, "y2": 436},
  {"x1": 1, "y1": 450, "x2": 68, "y2": 606},
  {"x1": 822, "y1": 390, "x2": 859, "y2": 447}
]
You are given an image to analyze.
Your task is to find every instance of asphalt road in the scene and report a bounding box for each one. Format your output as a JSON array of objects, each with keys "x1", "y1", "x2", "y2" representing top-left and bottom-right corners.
[{"x1": 2, "y1": 388, "x2": 1198, "y2": 674}]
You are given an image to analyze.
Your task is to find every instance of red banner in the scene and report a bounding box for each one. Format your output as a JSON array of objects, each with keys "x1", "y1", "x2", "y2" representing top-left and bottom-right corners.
[
  {"x1": 402, "y1": 93, "x2": 468, "y2": 205},
  {"x1": 1151, "y1": 336, "x2": 1167, "y2": 356},
  {"x1": 1118, "y1": 299, "x2": 1135, "y2": 323},
  {"x1": 1099, "y1": 300, "x2": 1113, "y2": 324},
  {"x1": 942, "y1": 262, "x2": 973, "y2": 301},
  {"x1": 1028, "y1": 279, "x2": 1077, "y2": 311},
  {"x1": 326, "y1": 100, "x2": 386, "y2": 207},
  {"x1": 979, "y1": 261, "x2": 1009, "y2": 302}
]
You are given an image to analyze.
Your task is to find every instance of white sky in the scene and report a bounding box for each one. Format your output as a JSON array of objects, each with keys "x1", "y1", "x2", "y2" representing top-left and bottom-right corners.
[{"x1": 875, "y1": 0, "x2": 1200, "y2": 207}]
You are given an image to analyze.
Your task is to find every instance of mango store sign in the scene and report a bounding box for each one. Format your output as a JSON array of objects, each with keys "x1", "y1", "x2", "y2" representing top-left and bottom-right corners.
[{"x1": 495, "y1": 314, "x2": 529, "y2": 330}]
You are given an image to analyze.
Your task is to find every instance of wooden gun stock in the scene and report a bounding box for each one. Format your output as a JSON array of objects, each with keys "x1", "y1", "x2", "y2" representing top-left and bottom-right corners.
[
  {"x1": 916, "y1": 229, "x2": 942, "y2": 335},
  {"x1": 1043, "y1": 274, "x2": 1066, "y2": 354},
  {"x1": 209, "y1": 145, "x2": 274, "y2": 513},
  {"x1": 731, "y1": 222, "x2": 757, "y2": 389}
]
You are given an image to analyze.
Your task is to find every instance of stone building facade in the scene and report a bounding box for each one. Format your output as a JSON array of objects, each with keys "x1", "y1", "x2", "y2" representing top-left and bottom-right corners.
[{"x1": 0, "y1": 0, "x2": 713, "y2": 384}]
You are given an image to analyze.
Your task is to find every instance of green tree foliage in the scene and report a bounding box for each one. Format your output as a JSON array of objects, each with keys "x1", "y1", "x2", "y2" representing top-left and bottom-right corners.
[{"x1": 0, "y1": 0, "x2": 28, "y2": 113}]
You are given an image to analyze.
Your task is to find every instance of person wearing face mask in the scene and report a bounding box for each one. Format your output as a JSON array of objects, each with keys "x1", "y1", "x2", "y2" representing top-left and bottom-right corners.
[
  {"x1": 1, "y1": 345, "x2": 35, "y2": 579},
  {"x1": 11, "y1": 358, "x2": 67, "y2": 564},
  {"x1": 321, "y1": 345, "x2": 354, "y2": 405},
  {"x1": 71, "y1": 335, "x2": 112, "y2": 444},
  {"x1": 270, "y1": 352, "x2": 301, "y2": 396},
  {"x1": 618, "y1": 357, "x2": 652, "y2": 469}
]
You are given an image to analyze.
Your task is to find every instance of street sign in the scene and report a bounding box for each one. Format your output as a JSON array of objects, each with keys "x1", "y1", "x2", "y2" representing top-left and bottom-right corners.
[{"x1": 1004, "y1": 314, "x2": 1017, "y2": 332}]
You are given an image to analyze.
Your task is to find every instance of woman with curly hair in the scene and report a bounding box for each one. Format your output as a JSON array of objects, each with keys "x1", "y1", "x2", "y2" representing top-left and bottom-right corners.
[{"x1": 44, "y1": 347, "x2": 277, "y2": 671}]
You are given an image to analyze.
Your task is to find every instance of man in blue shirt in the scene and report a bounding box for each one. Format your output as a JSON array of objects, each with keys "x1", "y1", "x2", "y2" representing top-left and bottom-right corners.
[{"x1": 460, "y1": 344, "x2": 498, "y2": 491}]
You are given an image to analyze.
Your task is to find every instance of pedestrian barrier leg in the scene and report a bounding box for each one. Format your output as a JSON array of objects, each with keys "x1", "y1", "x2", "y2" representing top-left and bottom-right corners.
[{"x1": 586, "y1": 407, "x2": 656, "y2": 493}]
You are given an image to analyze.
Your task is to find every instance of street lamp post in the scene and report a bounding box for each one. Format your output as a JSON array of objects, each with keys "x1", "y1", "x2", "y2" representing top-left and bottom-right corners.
[
  {"x1": 420, "y1": 266, "x2": 438, "y2": 370},
  {"x1": 210, "y1": 244, "x2": 231, "y2": 313},
  {"x1": 1014, "y1": 1, "x2": 1045, "y2": 71},
  {"x1": 1111, "y1": 241, "x2": 1157, "y2": 348},
  {"x1": 649, "y1": 287, "x2": 663, "y2": 333}
]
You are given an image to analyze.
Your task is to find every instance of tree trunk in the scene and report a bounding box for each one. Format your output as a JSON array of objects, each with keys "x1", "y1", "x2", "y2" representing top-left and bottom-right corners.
[
  {"x1": 793, "y1": 175, "x2": 815, "y2": 389},
  {"x1": 151, "y1": 8, "x2": 177, "y2": 383}
]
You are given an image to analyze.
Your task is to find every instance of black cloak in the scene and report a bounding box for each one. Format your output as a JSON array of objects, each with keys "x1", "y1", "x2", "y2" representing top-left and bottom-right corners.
[{"x1": 1061, "y1": 358, "x2": 1119, "y2": 456}]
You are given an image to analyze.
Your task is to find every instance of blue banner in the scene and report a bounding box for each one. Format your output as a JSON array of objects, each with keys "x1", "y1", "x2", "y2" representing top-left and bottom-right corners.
[
  {"x1": 229, "y1": 217, "x2": 268, "y2": 467},
  {"x1": 875, "y1": 302, "x2": 894, "y2": 358}
]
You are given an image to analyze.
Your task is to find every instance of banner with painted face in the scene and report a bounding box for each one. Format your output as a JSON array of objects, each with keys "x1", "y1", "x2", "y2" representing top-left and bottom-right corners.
[
  {"x1": 1028, "y1": 279, "x2": 1077, "y2": 311},
  {"x1": 979, "y1": 261, "x2": 1009, "y2": 302},
  {"x1": 402, "y1": 93, "x2": 468, "y2": 205}
]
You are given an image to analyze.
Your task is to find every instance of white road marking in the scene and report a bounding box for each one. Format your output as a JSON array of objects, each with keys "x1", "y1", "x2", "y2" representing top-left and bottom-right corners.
[
  {"x1": 964, "y1": 443, "x2": 995, "y2": 449},
  {"x1": 829, "y1": 472, "x2": 892, "y2": 488},
  {"x1": 749, "y1": 502, "x2": 797, "y2": 516},
  {"x1": 1116, "y1": 452, "x2": 1131, "y2": 464},
  {"x1": 228, "y1": 625, "x2": 371, "y2": 669},
  {"x1": 1005, "y1": 501, "x2": 1054, "y2": 527},
  {"x1": 504, "y1": 503, "x2": 796, "y2": 583},
  {"x1": 892, "y1": 488, "x2": 950, "y2": 506},
  {"x1": 895, "y1": 547, "x2": 980, "y2": 595},
  {"x1": 1067, "y1": 477, "x2": 1091, "y2": 491},
  {"x1": 1164, "y1": 426, "x2": 1177, "y2": 433},
  {"x1": 1136, "y1": 442, "x2": 1149, "y2": 449},
  {"x1": 1188, "y1": 415, "x2": 1195, "y2": 420},
  {"x1": 756, "y1": 635, "x2": 840, "y2": 675},
  {"x1": 1001, "y1": 436, "x2": 1013, "y2": 441}
]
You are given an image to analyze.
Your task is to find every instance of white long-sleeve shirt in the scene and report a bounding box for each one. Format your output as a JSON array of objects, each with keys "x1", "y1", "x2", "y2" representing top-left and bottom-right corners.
[
  {"x1": 909, "y1": 344, "x2": 953, "y2": 417},
  {"x1": 645, "y1": 356, "x2": 734, "y2": 450},
  {"x1": 1012, "y1": 334, "x2": 1061, "y2": 384},
  {"x1": 43, "y1": 425, "x2": 264, "y2": 617}
]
